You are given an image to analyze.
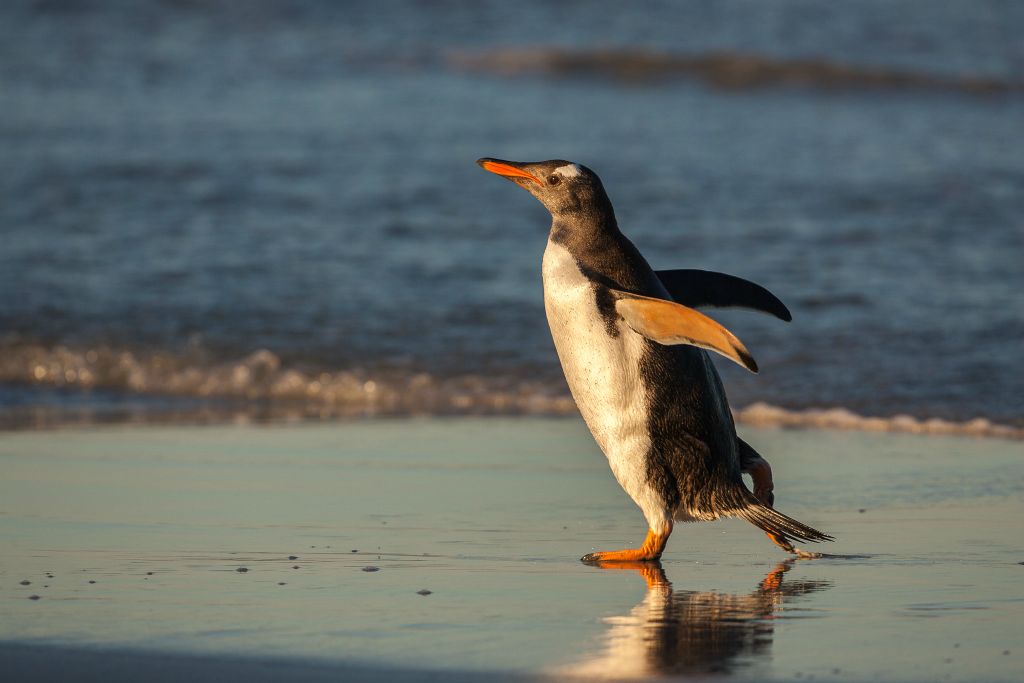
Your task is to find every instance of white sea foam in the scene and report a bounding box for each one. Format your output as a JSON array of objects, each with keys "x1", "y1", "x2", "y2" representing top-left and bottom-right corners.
[
  {"x1": 733, "y1": 402, "x2": 1023, "y2": 440},
  {"x1": 0, "y1": 342, "x2": 577, "y2": 418},
  {"x1": 1, "y1": 341, "x2": 1020, "y2": 438}
]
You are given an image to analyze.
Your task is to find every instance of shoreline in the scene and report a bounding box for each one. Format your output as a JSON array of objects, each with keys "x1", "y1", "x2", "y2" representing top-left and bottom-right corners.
[
  {"x1": 1, "y1": 389, "x2": 1020, "y2": 440},
  {"x1": 3, "y1": 343, "x2": 1020, "y2": 439}
]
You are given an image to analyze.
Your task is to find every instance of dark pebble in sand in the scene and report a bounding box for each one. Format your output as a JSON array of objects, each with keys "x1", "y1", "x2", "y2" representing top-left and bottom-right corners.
[
  {"x1": 43, "y1": 585, "x2": 49, "y2": 588},
  {"x1": 88, "y1": 580, "x2": 96, "y2": 584},
  {"x1": 351, "y1": 549, "x2": 358, "y2": 553},
  {"x1": 146, "y1": 572, "x2": 154, "y2": 575},
  {"x1": 1004, "y1": 650, "x2": 1011, "y2": 655},
  {"x1": 278, "y1": 582, "x2": 286, "y2": 586},
  {"x1": 416, "y1": 589, "x2": 432, "y2": 596},
  {"x1": 288, "y1": 556, "x2": 298, "y2": 560},
  {"x1": 46, "y1": 574, "x2": 53, "y2": 578},
  {"x1": 20, "y1": 580, "x2": 31, "y2": 586},
  {"x1": 28, "y1": 595, "x2": 41, "y2": 600},
  {"x1": 236, "y1": 567, "x2": 249, "y2": 573},
  {"x1": 292, "y1": 565, "x2": 300, "y2": 569},
  {"x1": 362, "y1": 566, "x2": 380, "y2": 572},
  {"x1": 858, "y1": 508, "x2": 867, "y2": 513}
]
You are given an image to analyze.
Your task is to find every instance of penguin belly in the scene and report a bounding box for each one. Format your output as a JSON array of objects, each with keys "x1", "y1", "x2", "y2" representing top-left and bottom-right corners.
[{"x1": 541, "y1": 240, "x2": 672, "y2": 531}]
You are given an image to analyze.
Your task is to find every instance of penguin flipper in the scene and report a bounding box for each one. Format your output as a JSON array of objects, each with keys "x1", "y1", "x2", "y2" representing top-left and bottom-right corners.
[
  {"x1": 611, "y1": 289, "x2": 759, "y2": 373},
  {"x1": 655, "y1": 269, "x2": 792, "y2": 322}
]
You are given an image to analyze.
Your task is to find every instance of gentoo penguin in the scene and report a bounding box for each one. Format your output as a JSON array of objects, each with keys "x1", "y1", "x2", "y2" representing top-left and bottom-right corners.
[{"x1": 477, "y1": 158, "x2": 832, "y2": 561}]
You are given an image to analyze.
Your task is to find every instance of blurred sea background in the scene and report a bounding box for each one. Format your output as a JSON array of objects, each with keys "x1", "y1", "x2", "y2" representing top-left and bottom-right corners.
[{"x1": 1, "y1": 0, "x2": 1022, "y2": 431}]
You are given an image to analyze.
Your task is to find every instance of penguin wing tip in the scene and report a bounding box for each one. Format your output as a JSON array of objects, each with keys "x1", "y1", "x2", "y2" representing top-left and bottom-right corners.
[{"x1": 738, "y1": 349, "x2": 759, "y2": 374}]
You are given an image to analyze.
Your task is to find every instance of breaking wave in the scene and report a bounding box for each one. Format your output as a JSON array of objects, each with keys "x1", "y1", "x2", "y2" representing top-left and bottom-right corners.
[
  {"x1": 0, "y1": 341, "x2": 576, "y2": 417},
  {"x1": 733, "y1": 402, "x2": 1023, "y2": 440},
  {"x1": 449, "y1": 48, "x2": 1022, "y2": 94},
  {"x1": 1, "y1": 340, "x2": 1020, "y2": 439}
]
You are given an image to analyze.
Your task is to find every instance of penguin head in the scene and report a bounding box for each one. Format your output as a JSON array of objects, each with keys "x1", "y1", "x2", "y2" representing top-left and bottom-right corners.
[{"x1": 477, "y1": 158, "x2": 610, "y2": 218}]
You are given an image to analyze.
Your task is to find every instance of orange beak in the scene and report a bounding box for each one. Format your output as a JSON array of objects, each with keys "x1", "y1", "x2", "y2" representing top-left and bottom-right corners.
[{"x1": 477, "y1": 159, "x2": 543, "y2": 186}]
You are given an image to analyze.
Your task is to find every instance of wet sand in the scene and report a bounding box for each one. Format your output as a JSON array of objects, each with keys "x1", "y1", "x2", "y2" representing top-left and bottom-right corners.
[{"x1": 1, "y1": 418, "x2": 1022, "y2": 681}]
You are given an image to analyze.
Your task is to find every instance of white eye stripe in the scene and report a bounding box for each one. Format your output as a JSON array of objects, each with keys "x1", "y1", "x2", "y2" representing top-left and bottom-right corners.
[{"x1": 554, "y1": 164, "x2": 582, "y2": 178}]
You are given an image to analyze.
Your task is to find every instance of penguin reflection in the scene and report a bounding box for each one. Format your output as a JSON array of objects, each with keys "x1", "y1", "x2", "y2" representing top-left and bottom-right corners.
[{"x1": 565, "y1": 561, "x2": 831, "y2": 679}]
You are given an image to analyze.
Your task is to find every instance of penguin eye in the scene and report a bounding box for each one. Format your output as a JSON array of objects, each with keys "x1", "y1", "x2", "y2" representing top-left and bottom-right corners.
[{"x1": 547, "y1": 175, "x2": 561, "y2": 186}]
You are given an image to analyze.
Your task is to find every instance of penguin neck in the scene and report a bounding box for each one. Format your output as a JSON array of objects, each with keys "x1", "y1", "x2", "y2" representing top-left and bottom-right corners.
[
  {"x1": 548, "y1": 202, "x2": 654, "y2": 292},
  {"x1": 548, "y1": 198, "x2": 621, "y2": 258}
]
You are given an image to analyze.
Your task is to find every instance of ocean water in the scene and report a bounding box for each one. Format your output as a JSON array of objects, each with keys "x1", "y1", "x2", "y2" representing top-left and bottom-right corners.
[{"x1": 1, "y1": 0, "x2": 1022, "y2": 428}]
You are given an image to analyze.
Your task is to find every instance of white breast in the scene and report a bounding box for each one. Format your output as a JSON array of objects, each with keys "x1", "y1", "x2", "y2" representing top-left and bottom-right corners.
[{"x1": 542, "y1": 240, "x2": 666, "y2": 527}]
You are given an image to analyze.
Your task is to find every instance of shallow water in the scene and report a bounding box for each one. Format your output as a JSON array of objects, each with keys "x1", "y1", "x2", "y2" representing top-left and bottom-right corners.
[
  {"x1": 2, "y1": 418, "x2": 1021, "y2": 680},
  {"x1": 1, "y1": 1, "x2": 1023, "y2": 427}
]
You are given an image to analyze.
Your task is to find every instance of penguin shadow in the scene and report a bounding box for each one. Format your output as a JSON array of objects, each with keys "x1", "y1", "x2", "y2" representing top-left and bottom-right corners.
[{"x1": 562, "y1": 560, "x2": 831, "y2": 679}]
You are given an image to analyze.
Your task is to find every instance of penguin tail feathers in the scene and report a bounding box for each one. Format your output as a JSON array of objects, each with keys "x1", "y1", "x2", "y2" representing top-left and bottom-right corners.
[{"x1": 735, "y1": 489, "x2": 834, "y2": 544}]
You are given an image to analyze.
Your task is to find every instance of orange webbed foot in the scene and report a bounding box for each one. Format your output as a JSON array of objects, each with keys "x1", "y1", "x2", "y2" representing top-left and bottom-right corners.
[
  {"x1": 766, "y1": 532, "x2": 796, "y2": 553},
  {"x1": 581, "y1": 526, "x2": 671, "y2": 565},
  {"x1": 581, "y1": 548, "x2": 661, "y2": 563}
]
